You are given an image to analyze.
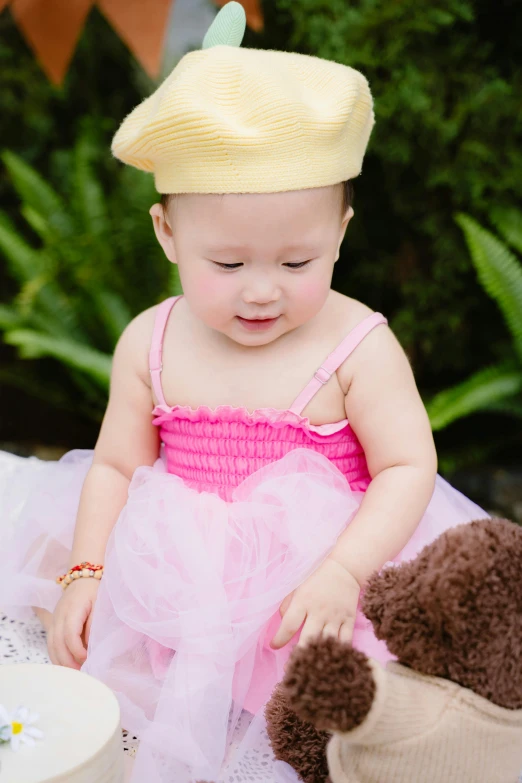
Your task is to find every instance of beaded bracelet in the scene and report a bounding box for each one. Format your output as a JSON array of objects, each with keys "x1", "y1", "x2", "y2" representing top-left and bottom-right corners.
[{"x1": 56, "y1": 561, "x2": 104, "y2": 590}]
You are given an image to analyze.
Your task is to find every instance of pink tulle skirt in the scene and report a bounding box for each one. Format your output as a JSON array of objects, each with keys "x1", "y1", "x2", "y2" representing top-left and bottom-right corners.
[{"x1": 0, "y1": 447, "x2": 488, "y2": 783}]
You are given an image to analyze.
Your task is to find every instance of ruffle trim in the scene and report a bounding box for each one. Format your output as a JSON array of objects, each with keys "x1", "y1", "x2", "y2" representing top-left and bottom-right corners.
[{"x1": 152, "y1": 402, "x2": 351, "y2": 437}]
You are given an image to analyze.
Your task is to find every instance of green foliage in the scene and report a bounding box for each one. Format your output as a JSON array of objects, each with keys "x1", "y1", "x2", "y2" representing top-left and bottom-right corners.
[
  {"x1": 1, "y1": 0, "x2": 521, "y2": 461},
  {"x1": 427, "y1": 362, "x2": 522, "y2": 430},
  {"x1": 426, "y1": 212, "x2": 522, "y2": 431},
  {"x1": 0, "y1": 9, "x2": 146, "y2": 218},
  {"x1": 253, "y1": 0, "x2": 522, "y2": 387},
  {"x1": 0, "y1": 139, "x2": 180, "y2": 419},
  {"x1": 455, "y1": 214, "x2": 522, "y2": 363}
]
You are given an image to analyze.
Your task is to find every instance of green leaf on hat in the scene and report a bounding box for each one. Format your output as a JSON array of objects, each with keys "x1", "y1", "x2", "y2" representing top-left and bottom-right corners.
[{"x1": 202, "y1": 2, "x2": 246, "y2": 49}]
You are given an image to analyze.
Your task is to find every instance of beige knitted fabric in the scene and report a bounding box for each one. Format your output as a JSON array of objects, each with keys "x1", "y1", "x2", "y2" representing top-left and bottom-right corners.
[
  {"x1": 111, "y1": 45, "x2": 374, "y2": 194},
  {"x1": 327, "y1": 660, "x2": 522, "y2": 783}
]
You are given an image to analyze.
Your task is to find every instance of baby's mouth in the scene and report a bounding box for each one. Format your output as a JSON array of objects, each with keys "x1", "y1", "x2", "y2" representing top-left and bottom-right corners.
[{"x1": 236, "y1": 315, "x2": 281, "y2": 331}]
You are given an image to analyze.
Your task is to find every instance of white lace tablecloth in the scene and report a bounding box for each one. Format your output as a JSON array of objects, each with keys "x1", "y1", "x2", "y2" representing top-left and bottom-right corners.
[
  {"x1": 0, "y1": 613, "x2": 287, "y2": 783},
  {"x1": 0, "y1": 613, "x2": 139, "y2": 781}
]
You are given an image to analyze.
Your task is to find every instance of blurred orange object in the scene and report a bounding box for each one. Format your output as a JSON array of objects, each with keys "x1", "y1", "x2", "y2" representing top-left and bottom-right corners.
[
  {"x1": 10, "y1": 0, "x2": 94, "y2": 84},
  {"x1": 1, "y1": 0, "x2": 263, "y2": 86},
  {"x1": 98, "y1": 0, "x2": 173, "y2": 79}
]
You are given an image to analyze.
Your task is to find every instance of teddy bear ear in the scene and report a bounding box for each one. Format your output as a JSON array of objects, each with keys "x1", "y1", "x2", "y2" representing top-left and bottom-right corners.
[{"x1": 362, "y1": 564, "x2": 403, "y2": 631}]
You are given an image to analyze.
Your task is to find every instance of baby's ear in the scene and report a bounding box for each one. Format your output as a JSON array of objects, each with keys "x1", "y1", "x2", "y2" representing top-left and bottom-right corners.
[
  {"x1": 149, "y1": 203, "x2": 177, "y2": 264},
  {"x1": 335, "y1": 206, "x2": 354, "y2": 261},
  {"x1": 345, "y1": 205, "x2": 354, "y2": 223}
]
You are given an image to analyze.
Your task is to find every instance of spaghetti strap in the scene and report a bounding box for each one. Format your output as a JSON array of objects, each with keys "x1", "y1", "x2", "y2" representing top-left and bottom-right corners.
[
  {"x1": 149, "y1": 295, "x2": 183, "y2": 407},
  {"x1": 289, "y1": 312, "x2": 388, "y2": 416}
]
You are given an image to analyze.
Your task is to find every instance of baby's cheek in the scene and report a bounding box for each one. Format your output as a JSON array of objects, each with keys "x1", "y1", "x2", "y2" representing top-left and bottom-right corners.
[
  {"x1": 184, "y1": 268, "x2": 223, "y2": 305},
  {"x1": 294, "y1": 277, "x2": 330, "y2": 314}
]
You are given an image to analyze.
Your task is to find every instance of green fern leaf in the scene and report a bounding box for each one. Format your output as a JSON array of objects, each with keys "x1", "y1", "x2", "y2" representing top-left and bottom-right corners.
[
  {"x1": 20, "y1": 205, "x2": 56, "y2": 246},
  {"x1": 490, "y1": 206, "x2": 522, "y2": 256},
  {"x1": 426, "y1": 362, "x2": 522, "y2": 430},
  {"x1": 0, "y1": 212, "x2": 46, "y2": 280},
  {"x1": 0, "y1": 305, "x2": 23, "y2": 329},
  {"x1": 456, "y1": 213, "x2": 522, "y2": 363},
  {"x1": 0, "y1": 211, "x2": 84, "y2": 340},
  {"x1": 14, "y1": 276, "x2": 85, "y2": 341},
  {"x1": 2, "y1": 151, "x2": 74, "y2": 237},
  {"x1": 74, "y1": 135, "x2": 108, "y2": 238},
  {"x1": 203, "y1": 2, "x2": 246, "y2": 49},
  {"x1": 93, "y1": 290, "x2": 132, "y2": 345},
  {"x1": 4, "y1": 329, "x2": 112, "y2": 389}
]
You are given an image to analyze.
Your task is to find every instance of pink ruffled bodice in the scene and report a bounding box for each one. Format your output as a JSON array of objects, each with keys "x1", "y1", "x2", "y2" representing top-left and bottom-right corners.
[
  {"x1": 147, "y1": 297, "x2": 387, "y2": 502},
  {"x1": 152, "y1": 404, "x2": 372, "y2": 501}
]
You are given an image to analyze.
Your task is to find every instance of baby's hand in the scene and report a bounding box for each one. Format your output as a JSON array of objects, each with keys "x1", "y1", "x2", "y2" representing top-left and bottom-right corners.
[
  {"x1": 270, "y1": 559, "x2": 361, "y2": 650},
  {"x1": 47, "y1": 579, "x2": 100, "y2": 669}
]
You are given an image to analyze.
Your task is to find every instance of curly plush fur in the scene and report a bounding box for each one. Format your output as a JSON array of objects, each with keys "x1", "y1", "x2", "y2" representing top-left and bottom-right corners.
[
  {"x1": 363, "y1": 517, "x2": 522, "y2": 708},
  {"x1": 265, "y1": 518, "x2": 522, "y2": 781},
  {"x1": 265, "y1": 683, "x2": 331, "y2": 783}
]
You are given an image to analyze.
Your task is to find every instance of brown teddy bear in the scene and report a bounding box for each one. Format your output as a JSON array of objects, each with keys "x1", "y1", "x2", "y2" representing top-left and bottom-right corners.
[{"x1": 265, "y1": 517, "x2": 522, "y2": 783}]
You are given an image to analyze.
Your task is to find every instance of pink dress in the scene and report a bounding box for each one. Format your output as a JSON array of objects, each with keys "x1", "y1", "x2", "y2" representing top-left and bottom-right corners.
[{"x1": 0, "y1": 296, "x2": 488, "y2": 783}]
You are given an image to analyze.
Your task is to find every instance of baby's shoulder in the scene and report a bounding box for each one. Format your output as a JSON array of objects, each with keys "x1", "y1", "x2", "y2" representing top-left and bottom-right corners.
[
  {"x1": 329, "y1": 291, "x2": 374, "y2": 327},
  {"x1": 328, "y1": 292, "x2": 402, "y2": 379},
  {"x1": 112, "y1": 304, "x2": 158, "y2": 383},
  {"x1": 328, "y1": 291, "x2": 389, "y2": 347}
]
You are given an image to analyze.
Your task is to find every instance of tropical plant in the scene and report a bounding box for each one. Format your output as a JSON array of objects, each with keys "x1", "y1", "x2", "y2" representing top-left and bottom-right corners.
[
  {"x1": 254, "y1": 0, "x2": 522, "y2": 387},
  {"x1": 426, "y1": 209, "x2": 522, "y2": 432},
  {"x1": 0, "y1": 134, "x2": 180, "y2": 420}
]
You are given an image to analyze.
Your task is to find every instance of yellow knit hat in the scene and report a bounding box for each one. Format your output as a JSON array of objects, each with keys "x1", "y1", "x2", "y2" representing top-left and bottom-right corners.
[{"x1": 111, "y1": 2, "x2": 375, "y2": 194}]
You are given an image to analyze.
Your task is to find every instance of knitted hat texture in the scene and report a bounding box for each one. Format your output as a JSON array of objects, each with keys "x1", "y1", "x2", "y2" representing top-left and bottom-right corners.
[{"x1": 112, "y1": 6, "x2": 375, "y2": 193}]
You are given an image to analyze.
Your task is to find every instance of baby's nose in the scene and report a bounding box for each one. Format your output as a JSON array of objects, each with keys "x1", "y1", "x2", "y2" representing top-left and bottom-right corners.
[{"x1": 242, "y1": 279, "x2": 281, "y2": 305}]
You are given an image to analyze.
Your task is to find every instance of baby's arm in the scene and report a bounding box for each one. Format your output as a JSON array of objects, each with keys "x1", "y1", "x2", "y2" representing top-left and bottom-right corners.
[
  {"x1": 328, "y1": 323, "x2": 437, "y2": 585},
  {"x1": 272, "y1": 322, "x2": 436, "y2": 649},
  {"x1": 49, "y1": 308, "x2": 159, "y2": 668},
  {"x1": 68, "y1": 307, "x2": 160, "y2": 567}
]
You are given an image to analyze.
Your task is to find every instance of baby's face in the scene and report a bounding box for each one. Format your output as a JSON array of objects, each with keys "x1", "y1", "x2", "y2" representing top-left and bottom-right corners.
[{"x1": 151, "y1": 186, "x2": 352, "y2": 346}]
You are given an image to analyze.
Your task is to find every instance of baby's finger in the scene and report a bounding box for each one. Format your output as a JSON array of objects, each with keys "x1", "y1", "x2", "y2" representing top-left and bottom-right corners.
[
  {"x1": 298, "y1": 618, "x2": 324, "y2": 648},
  {"x1": 279, "y1": 592, "x2": 293, "y2": 618},
  {"x1": 84, "y1": 611, "x2": 94, "y2": 648},
  {"x1": 339, "y1": 620, "x2": 355, "y2": 645},
  {"x1": 271, "y1": 604, "x2": 306, "y2": 649},
  {"x1": 64, "y1": 600, "x2": 90, "y2": 664},
  {"x1": 322, "y1": 623, "x2": 341, "y2": 640},
  {"x1": 53, "y1": 622, "x2": 82, "y2": 670},
  {"x1": 64, "y1": 622, "x2": 88, "y2": 664}
]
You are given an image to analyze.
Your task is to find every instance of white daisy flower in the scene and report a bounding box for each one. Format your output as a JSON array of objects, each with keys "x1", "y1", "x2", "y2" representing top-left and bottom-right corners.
[{"x1": 0, "y1": 705, "x2": 44, "y2": 752}]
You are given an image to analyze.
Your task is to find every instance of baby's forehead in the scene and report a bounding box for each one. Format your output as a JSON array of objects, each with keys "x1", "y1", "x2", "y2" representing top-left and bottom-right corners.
[
  {"x1": 165, "y1": 188, "x2": 345, "y2": 257},
  {"x1": 170, "y1": 185, "x2": 343, "y2": 220}
]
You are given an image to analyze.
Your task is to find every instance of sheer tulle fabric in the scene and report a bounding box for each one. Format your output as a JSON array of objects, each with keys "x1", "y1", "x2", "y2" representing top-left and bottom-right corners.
[
  {"x1": 0, "y1": 449, "x2": 91, "y2": 619},
  {"x1": 83, "y1": 449, "x2": 362, "y2": 782},
  {"x1": 0, "y1": 447, "x2": 488, "y2": 783}
]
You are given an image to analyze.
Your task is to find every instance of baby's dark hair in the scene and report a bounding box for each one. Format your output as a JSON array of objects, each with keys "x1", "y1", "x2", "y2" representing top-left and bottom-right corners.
[
  {"x1": 340, "y1": 180, "x2": 354, "y2": 214},
  {"x1": 160, "y1": 180, "x2": 354, "y2": 216}
]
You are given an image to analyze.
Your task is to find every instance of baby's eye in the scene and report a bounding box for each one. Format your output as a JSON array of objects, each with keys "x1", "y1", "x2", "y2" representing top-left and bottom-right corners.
[
  {"x1": 213, "y1": 262, "x2": 243, "y2": 270},
  {"x1": 284, "y1": 260, "x2": 313, "y2": 269}
]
